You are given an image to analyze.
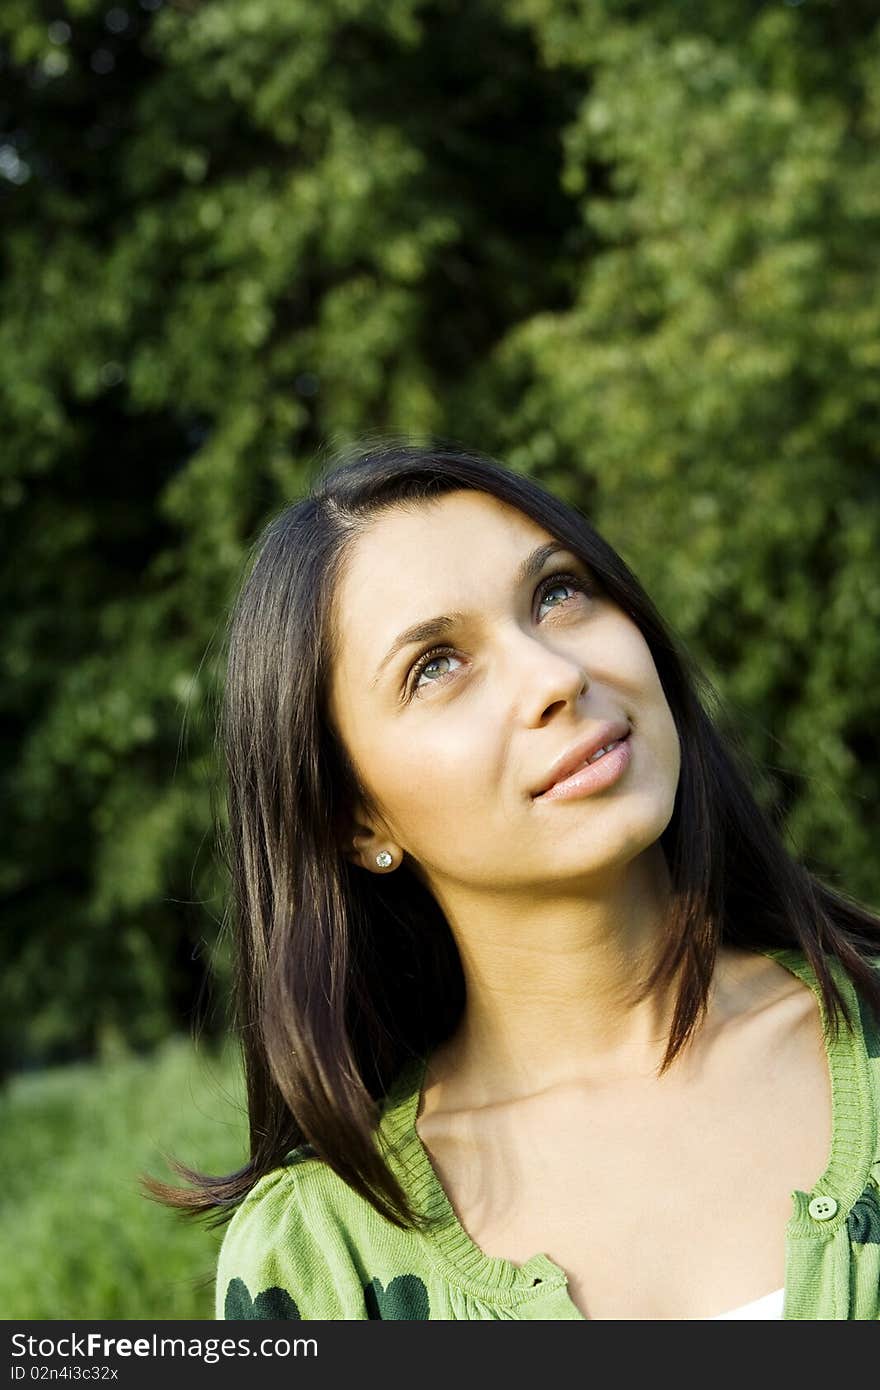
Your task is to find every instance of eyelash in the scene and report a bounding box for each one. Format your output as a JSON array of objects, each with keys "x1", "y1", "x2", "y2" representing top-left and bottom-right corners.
[{"x1": 405, "y1": 571, "x2": 595, "y2": 698}]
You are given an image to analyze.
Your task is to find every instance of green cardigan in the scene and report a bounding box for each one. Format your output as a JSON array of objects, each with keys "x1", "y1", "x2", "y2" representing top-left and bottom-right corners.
[{"x1": 215, "y1": 948, "x2": 880, "y2": 1320}]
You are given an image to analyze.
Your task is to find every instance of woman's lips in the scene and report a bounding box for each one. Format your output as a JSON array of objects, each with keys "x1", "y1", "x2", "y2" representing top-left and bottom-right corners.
[{"x1": 532, "y1": 733, "x2": 632, "y2": 802}]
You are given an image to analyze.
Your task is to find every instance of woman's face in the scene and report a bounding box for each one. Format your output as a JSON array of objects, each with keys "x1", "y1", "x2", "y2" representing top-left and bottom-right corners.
[{"x1": 327, "y1": 490, "x2": 681, "y2": 898}]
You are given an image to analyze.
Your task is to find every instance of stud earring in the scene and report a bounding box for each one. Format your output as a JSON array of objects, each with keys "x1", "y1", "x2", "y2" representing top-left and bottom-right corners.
[{"x1": 375, "y1": 851, "x2": 393, "y2": 868}]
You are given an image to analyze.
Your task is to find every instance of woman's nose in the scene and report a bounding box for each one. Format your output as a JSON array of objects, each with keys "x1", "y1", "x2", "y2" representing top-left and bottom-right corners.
[{"x1": 504, "y1": 631, "x2": 589, "y2": 725}]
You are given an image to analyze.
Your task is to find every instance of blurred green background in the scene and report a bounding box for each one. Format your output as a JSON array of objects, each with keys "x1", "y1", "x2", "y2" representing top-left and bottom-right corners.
[{"x1": 2, "y1": 0, "x2": 878, "y2": 1319}]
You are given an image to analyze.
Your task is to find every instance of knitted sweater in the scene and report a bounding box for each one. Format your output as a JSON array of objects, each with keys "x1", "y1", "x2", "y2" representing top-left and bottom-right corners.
[{"x1": 215, "y1": 948, "x2": 880, "y2": 1320}]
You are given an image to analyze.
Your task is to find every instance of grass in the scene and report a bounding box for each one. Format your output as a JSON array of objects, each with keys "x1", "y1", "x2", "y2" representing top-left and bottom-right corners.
[{"x1": 0, "y1": 1035, "x2": 248, "y2": 1320}]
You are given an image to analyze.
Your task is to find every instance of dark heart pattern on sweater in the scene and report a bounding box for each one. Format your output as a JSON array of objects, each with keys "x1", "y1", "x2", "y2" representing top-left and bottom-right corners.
[
  {"x1": 847, "y1": 1187, "x2": 880, "y2": 1244},
  {"x1": 224, "y1": 1277, "x2": 302, "y2": 1319},
  {"x1": 364, "y1": 1274, "x2": 430, "y2": 1319}
]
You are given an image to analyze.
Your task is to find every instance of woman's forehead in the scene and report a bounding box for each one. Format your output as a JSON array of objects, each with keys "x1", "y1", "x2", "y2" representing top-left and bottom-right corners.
[{"x1": 341, "y1": 491, "x2": 552, "y2": 585}]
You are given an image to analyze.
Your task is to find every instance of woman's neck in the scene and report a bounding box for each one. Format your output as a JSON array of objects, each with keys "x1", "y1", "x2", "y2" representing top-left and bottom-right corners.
[{"x1": 425, "y1": 842, "x2": 687, "y2": 1102}]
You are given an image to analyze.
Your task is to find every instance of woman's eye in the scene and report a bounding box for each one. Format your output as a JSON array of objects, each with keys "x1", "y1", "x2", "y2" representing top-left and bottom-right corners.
[
  {"x1": 409, "y1": 648, "x2": 461, "y2": 694},
  {"x1": 536, "y1": 572, "x2": 592, "y2": 616},
  {"x1": 406, "y1": 572, "x2": 592, "y2": 698}
]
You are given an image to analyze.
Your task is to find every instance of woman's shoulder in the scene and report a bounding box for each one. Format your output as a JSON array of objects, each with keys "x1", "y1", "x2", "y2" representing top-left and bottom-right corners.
[
  {"x1": 764, "y1": 943, "x2": 880, "y2": 1037},
  {"x1": 214, "y1": 1150, "x2": 379, "y2": 1320},
  {"x1": 214, "y1": 1100, "x2": 431, "y2": 1322},
  {"x1": 220, "y1": 1145, "x2": 327, "y2": 1229}
]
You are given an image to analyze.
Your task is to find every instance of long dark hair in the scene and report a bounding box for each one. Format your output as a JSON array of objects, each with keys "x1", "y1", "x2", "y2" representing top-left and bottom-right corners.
[{"x1": 144, "y1": 438, "x2": 880, "y2": 1230}]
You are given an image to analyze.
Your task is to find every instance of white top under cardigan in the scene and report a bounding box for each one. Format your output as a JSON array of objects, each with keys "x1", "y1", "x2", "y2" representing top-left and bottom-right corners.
[{"x1": 708, "y1": 1287, "x2": 784, "y2": 1319}]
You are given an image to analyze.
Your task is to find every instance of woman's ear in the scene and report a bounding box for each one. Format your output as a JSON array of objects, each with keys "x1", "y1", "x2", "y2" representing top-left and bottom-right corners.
[{"x1": 336, "y1": 801, "x2": 399, "y2": 873}]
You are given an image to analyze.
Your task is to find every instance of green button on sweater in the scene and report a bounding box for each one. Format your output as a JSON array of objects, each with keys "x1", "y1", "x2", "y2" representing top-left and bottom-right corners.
[{"x1": 215, "y1": 949, "x2": 880, "y2": 1320}]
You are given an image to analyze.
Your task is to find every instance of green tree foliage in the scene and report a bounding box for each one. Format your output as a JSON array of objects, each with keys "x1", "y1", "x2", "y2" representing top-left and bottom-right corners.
[{"x1": 2, "y1": 0, "x2": 877, "y2": 1069}]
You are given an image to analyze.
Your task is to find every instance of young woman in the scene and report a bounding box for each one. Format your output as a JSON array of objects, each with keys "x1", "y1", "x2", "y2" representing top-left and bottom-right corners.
[{"x1": 149, "y1": 440, "x2": 880, "y2": 1320}]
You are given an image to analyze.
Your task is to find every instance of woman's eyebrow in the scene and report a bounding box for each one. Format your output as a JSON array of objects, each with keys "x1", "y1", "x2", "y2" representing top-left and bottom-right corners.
[{"x1": 370, "y1": 541, "x2": 571, "y2": 689}]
